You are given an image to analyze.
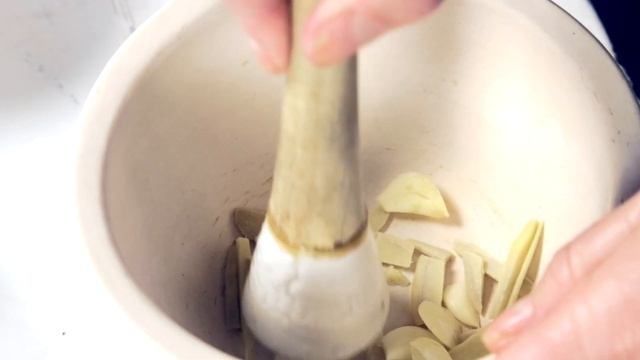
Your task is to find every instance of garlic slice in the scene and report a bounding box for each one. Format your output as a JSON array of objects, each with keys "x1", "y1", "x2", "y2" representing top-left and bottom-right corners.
[
  {"x1": 412, "y1": 256, "x2": 446, "y2": 324},
  {"x1": 376, "y1": 233, "x2": 416, "y2": 268},
  {"x1": 381, "y1": 326, "x2": 438, "y2": 360},
  {"x1": 410, "y1": 337, "x2": 452, "y2": 360},
  {"x1": 370, "y1": 205, "x2": 391, "y2": 232},
  {"x1": 410, "y1": 240, "x2": 453, "y2": 261},
  {"x1": 448, "y1": 329, "x2": 488, "y2": 360},
  {"x1": 459, "y1": 250, "x2": 485, "y2": 314},
  {"x1": 486, "y1": 221, "x2": 542, "y2": 319},
  {"x1": 384, "y1": 266, "x2": 411, "y2": 287},
  {"x1": 377, "y1": 172, "x2": 449, "y2": 219},
  {"x1": 507, "y1": 222, "x2": 544, "y2": 306},
  {"x1": 418, "y1": 301, "x2": 462, "y2": 349},
  {"x1": 443, "y1": 282, "x2": 479, "y2": 328},
  {"x1": 453, "y1": 241, "x2": 502, "y2": 281}
]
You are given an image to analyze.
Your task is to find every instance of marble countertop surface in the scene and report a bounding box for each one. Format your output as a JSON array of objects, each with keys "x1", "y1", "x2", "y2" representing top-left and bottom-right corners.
[{"x1": 0, "y1": 1, "x2": 611, "y2": 358}]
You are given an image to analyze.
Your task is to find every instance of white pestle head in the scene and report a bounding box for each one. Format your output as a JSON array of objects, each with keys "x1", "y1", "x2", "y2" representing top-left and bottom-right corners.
[{"x1": 242, "y1": 221, "x2": 389, "y2": 359}]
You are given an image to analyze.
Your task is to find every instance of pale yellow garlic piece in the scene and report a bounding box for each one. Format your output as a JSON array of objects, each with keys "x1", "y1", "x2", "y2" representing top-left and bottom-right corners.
[
  {"x1": 412, "y1": 256, "x2": 446, "y2": 324},
  {"x1": 410, "y1": 337, "x2": 452, "y2": 360},
  {"x1": 381, "y1": 326, "x2": 438, "y2": 360},
  {"x1": 518, "y1": 224, "x2": 545, "y2": 298},
  {"x1": 486, "y1": 221, "x2": 541, "y2": 319},
  {"x1": 376, "y1": 233, "x2": 415, "y2": 268},
  {"x1": 409, "y1": 240, "x2": 453, "y2": 261},
  {"x1": 369, "y1": 205, "x2": 391, "y2": 232},
  {"x1": 507, "y1": 223, "x2": 544, "y2": 306},
  {"x1": 418, "y1": 301, "x2": 463, "y2": 349},
  {"x1": 459, "y1": 328, "x2": 478, "y2": 343},
  {"x1": 384, "y1": 266, "x2": 411, "y2": 287},
  {"x1": 233, "y1": 208, "x2": 265, "y2": 240},
  {"x1": 459, "y1": 251, "x2": 485, "y2": 314},
  {"x1": 443, "y1": 282, "x2": 480, "y2": 328},
  {"x1": 453, "y1": 241, "x2": 502, "y2": 281},
  {"x1": 377, "y1": 172, "x2": 449, "y2": 219},
  {"x1": 448, "y1": 329, "x2": 488, "y2": 360}
]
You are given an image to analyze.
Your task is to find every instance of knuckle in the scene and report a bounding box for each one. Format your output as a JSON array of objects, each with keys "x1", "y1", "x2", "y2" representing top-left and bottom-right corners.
[{"x1": 548, "y1": 241, "x2": 581, "y2": 286}]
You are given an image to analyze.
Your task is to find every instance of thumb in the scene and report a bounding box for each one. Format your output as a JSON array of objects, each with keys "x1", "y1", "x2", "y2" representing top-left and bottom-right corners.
[
  {"x1": 491, "y1": 231, "x2": 640, "y2": 360},
  {"x1": 483, "y1": 191, "x2": 640, "y2": 351},
  {"x1": 303, "y1": 0, "x2": 441, "y2": 65}
]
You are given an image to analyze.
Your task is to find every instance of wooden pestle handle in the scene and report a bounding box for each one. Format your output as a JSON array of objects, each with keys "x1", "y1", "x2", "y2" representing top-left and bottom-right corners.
[{"x1": 267, "y1": 0, "x2": 366, "y2": 251}]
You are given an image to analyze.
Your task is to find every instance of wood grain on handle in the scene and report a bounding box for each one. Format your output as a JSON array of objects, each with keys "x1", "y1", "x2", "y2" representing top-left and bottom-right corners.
[{"x1": 267, "y1": 0, "x2": 365, "y2": 251}]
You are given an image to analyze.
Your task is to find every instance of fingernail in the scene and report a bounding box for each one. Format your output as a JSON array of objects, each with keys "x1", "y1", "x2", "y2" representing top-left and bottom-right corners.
[
  {"x1": 250, "y1": 38, "x2": 285, "y2": 73},
  {"x1": 305, "y1": 7, "x2": 385, "y2": 65},
  {"x1": 483, "y1": 299, "x2": 534, "y2": 351}
]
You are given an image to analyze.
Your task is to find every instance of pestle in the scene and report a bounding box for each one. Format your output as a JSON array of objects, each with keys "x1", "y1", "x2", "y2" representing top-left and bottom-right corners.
[{"x1": 241, "y1": 0, "x2": 389, "y2": 358}]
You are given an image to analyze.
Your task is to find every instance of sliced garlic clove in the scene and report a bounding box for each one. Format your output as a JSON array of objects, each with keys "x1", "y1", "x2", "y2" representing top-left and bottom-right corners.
[
  {"x1": 453, "y1": 241, "x2": 502, "y2": 281},
  {"x1": 223, "y1": 243, "x2": 241, "y2": 330},
  {"x1": 443, "y1": 282, "x2": 480, "y2": 328},
  {"x1": 377, "y1": 172, "x2": 449, "y2": 219},
  {"x1": 517, "y1": 224, "x2": 544, "y2": 299},
  {"x1": 384, "y1": 266, "x2": 411, "y2": 287},
  {"x1": 410, "y1": 337, "x2": 453, "y2": 360},
  {"x1": 409, "y1": 240, "x2": 453, "y2": 261},
  {"x1": 486, "y1": 221, "x2": 541, "y2": 319},
  {"x1": 233, "y1": 208, "x2": 265, "y2": 240},
  {"x1": 418, "y1": 301, "x2": 462, "y2": 349},
  {"x1": 376, "y1": 233, "x2": 416, "y2": 268},
  {"x1": 458, "y1": 328, "x2": 478, "y2": 343},
  {"x1": 369, "y1": 205, "x2": 391, "y2": 232},
  {"x1": 507, "y1": 222, "x2": 544, "y2": 306},
  {"x1": 459, "y1": 250, "x2": 485, "y2": 314},
  {"x1": 381, "y1": 326, "x2": 438, "y2": 360},
  {"x1": 412, "y1": 256, "x2": 446, "y2": 324},
  {"x1": 448, "y1": 329, "x2": 488, "y2": 360}
]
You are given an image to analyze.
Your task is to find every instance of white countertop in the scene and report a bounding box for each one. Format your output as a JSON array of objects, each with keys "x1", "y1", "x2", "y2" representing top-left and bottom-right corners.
[{"x1": 0, "y1": 1, "x2": 611, "y2": 358}]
